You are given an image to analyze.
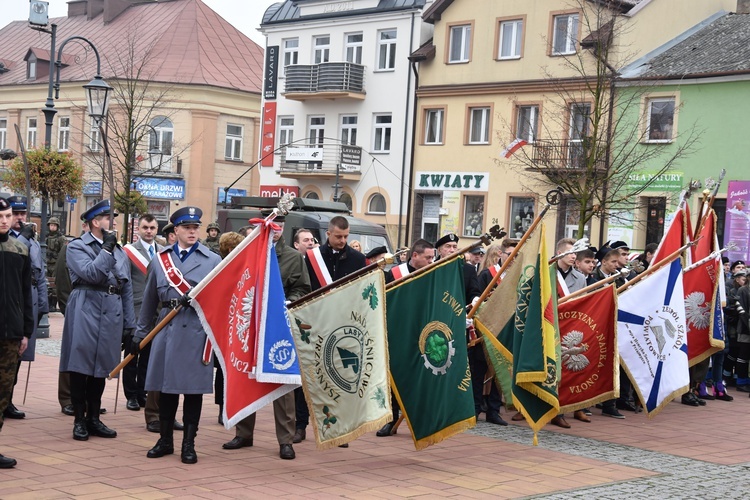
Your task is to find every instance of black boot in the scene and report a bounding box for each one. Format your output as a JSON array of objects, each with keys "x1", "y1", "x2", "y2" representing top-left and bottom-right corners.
[
  {"x1": 86, "y1": 401, "x2": 117, "y2": 438},
  {"x1": 73, "y1": 404, "x2": 89, "y2": 441},
  {"x1": 147, "y1": 420, "x2": 174, "y2": 458},
  {"x1": 181, "y1": 424, "x2": 198, "y2": 464}
]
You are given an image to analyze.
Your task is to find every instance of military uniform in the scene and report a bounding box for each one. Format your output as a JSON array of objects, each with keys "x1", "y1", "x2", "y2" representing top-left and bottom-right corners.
[
  {"x1": 0, "y1": 196, "x2": 34, "y2": 468},
  {"x1": 135, "y1": 207, "x2": 221, "y2": 464},
  {"x1": 60, "y1": 200, "x2": 135, "y2": 441},
  {"x1": 203, "y1": 222, "x2": 221, "y2": 255},
  {"x1": 5, "y1": 196, "x2": 48, "y2": 420},
  {"x1": 46, "y1": 216, "x2": 66, "y2": 311}
]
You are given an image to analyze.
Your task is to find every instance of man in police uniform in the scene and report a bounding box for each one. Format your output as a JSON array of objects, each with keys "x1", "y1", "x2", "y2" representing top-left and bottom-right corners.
[
  {"x1": 0, "y1": 197, "x2": 34, "y2": 468},
  {"x1": 46, "y1": 216, "x2": 66, "y2": 312},
  {"x1": 5, "y1": 196, "x2": 48, "y2": 420},
  {"x1": 134, "y1": 206, "x2": 221, "y2": 464},
  {"x1": 60, "y1": 200, "x2": 135, "y2": 441},
  {"x1": 222, "y1": 212, "x2": 311, "y2": 459}
]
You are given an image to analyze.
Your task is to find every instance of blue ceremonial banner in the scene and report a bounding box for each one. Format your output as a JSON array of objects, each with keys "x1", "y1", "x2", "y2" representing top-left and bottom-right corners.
[
  {"x1": 255, "y1": 242, "x2": 301, "y2": 384},
  {"x1": 617, "y1": 258, "x2": 689, "y2": 417}
]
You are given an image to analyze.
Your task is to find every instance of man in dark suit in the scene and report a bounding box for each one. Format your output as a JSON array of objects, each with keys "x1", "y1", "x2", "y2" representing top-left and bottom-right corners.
[{"x1": 295, "y1": 216, "x2": 366, "y2": 445}]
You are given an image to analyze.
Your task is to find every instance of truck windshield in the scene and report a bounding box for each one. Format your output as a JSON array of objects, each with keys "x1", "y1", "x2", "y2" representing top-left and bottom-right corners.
[{"x1": 347, "y1": 233, "x2": 391, "y2": 255}]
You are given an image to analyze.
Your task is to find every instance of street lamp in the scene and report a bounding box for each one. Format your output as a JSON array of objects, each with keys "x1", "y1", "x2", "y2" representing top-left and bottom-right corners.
[{"x1": 30, "y1": 16, "x2": 113, "y2": 240}]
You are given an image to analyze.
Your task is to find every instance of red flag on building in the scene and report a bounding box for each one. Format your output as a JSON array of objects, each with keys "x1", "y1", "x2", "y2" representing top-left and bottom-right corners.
[{"x1": 558, "y1": 284, "x2": 619, "y2": 412}]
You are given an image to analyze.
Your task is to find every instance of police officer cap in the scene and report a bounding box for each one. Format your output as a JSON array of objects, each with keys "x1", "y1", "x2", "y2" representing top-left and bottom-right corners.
[
  {"x1": 469, "y1": 246, "x2": 485, "y2": 255},
  {"x1": 609, "y1": 240, "x2": 630, "y2": 251},
  {"x1": 7, "y1": 195, "x2": 27, "y2": 211},
  {"x1": 80, "y1": 200, "x2": 117, "y2": 222},
  {"x1": 170, "y1": 206, "x2": 202, "y2": 226},
  {"x1": 162, "y1": 222, "x2": 175, "y2": 236},
  {"x1": 0, "y1": 197, "x2": 10, "y2": 211},
  {"x1": 48, "y1": 216, "x2": 61, "y2": 225},
  {"x1": 366, "y1": 246, "x2": 387, "y2": 260},
  {"x1": 259, "y1": 209, "x2": 285, "y2": 223},
  {"x1": 435, "y1": 233, "x2": 459, "y2": 248}
]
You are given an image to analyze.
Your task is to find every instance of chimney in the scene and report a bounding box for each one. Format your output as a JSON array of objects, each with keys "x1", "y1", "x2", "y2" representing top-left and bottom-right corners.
[
  {"x1": 67, "y1": 0, "x2": 88, "y2": 17},
  {"x1": 738, "y1": 0, "x2": 750, "y2": 14},
  {"x1": 104, "y1": 0, "x2": 136, "y2": 24}
]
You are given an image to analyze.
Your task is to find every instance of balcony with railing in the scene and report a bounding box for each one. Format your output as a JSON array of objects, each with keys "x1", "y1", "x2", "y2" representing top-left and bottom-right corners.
[
  {"x1": 531, "y1": 139, "x2": 607, "y2": 173},
  {"x1": 277, "y1": 143, "x2": 363, "y2": 180},
  {"x1": 284, "y1": 62, "x2": 366, "y2": 101}
]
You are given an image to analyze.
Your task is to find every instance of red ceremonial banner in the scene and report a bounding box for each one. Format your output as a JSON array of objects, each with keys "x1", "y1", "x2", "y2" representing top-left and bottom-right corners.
[
  {"x1": 652, "y1": 202, "x2": 693, "y2": 266},
  {"x1": 683, "y1": 257, "x2": 722, "y2": 366},
  {"x1": 558, "y1": 285, "x2": 619, "y2": 412},
  {"x1": 190, "y1": 223, "x2": 286, "y2": 427}
]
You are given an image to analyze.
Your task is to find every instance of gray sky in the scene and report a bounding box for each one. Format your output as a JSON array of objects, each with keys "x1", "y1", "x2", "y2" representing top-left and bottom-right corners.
[{"x1": 3, "y1": 0, "x2": 276, "y2": 45}]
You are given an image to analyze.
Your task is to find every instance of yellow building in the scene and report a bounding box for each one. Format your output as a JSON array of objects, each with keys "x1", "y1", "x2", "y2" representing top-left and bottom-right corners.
[
  {"x1": 409, "y1": 0, "x2": 735, "y2": 248},
  {"x1": 0, "y1": 0, "x2": 263, "y2": 237}
]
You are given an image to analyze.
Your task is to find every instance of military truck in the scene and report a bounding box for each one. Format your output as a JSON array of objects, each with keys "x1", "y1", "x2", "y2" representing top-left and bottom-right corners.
[{"x1": 217, "y1": 196, "x2": 392, "y2": 254}]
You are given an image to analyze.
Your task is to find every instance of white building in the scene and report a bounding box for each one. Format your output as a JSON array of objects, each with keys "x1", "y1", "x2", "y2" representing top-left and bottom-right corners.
[{"x1": 259, "y1": 0, "x2": 432, "y2": 246}]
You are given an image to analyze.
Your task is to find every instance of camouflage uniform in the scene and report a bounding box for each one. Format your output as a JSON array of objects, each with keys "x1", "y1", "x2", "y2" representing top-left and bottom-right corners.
[
  {"x1": 203, "y1": 222, "x2": 221, "y2": 255},
  {"x1": 46, "y1": 217, "x2": 66, "y2": 310}
]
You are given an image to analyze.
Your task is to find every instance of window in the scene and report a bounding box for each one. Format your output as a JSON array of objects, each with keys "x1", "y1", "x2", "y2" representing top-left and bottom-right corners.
[
  {"x1": 419, "y1": 193, "x2": 440, "y2": 242},
  {"x1": 340, "y1": 115, "x2": 357, "y2": 145},
  {"x1": 463, "y1": 196, "x2": 484, "y2": 237},
  {"x1": 368, "y1": 193, "x2": 386, "y2": 214},
  {"x1": 313, "y1": 35, "x2": 330, "y2": 64},
  {"x1": 509, "y1": 196, "x2": 535, "y2": 238},
  {"x1": 424, "y1": 109, "x2": 444, "y2": 144},
  {"x1": 149, "y1": 116, "x2": 174, "y2": 171},
  {"x1": 373, "y1": 114, "x2": 392, "y2": 152},
  {"x1": 516, "y1": 105, "x2": 539, "y2": 143},
  {"x1": 0, "y1": 118, "x2": 6, "y2": 149},
  {"x1": 27, "y1": 118, "x2": 37, "y2": 148},
  {"x1": 225, "y1": 124, "x2": 243, "y2": 160},
  {"x1": 448, "y1": 24, "x2": 472, "y2": 63},
  {"x1": 57, "y1": 117, "x2": 70, "y2": 151},
  {"x1": 646, "y1": 98, "x2": 675, "y2": 142},
  {"x1": 282, "y1": 38, "x2": 299, "y2": 76},
  {"x1": 89, "y1": 122, "x2": 101, "y2": 152},
  {"x1": 304, "y1": 191, "x2": 319, "y2": 200},
  {"x1": 308, "y1": 116, "x2": 325, "y2": 147},
  {"x1": 27, "y1": 54, "x2": 37, "y2": 80},
  {"x1": 552, "y1": 13, "x2": 579, "y2": 55},
  {"x1": 498, "y1": 19, "x2": 523, "y2": 59},
  {"x1": 337, "y1": 192, "x2": 353, "y2": 211},
  {"x1": 278, "y1": 116, "x2": 294, "y2": 147},
  {"x1": 569, "y1": 103, "x2": 591, "y2": 168},
  {"x1": 468, "y1": 107, "x2": 490, "y2": 144},
  {"x1": 377, "y1": 29, "x2": 397, "y2": 70},
  {"x1": 345, "y1": 33, "x2": 363, "y2": 64}
]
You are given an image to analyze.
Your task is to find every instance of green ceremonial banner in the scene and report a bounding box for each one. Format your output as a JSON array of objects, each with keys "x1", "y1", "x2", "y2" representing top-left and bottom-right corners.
[
  {"x1": 386, "y1": 258, "x2": 476, "y2": 451},
  {"x1": 288, "y1": 270, "x2": 391, "y2": 450}
]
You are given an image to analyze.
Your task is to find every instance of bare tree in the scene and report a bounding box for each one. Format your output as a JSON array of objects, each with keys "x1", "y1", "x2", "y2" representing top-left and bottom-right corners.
[{"x1": 498, "y1": 0, "x2": 700, "y2": 242}]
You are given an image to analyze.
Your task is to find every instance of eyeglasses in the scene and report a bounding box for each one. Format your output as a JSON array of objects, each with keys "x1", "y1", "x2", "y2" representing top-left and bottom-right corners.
[{"x1": 501, "y1": 251, "x2": 512, "y2": 256}]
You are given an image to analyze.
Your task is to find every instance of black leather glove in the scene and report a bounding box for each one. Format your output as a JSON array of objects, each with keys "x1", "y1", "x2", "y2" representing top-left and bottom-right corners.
[
  {"x1": 179, "y1": 293, "x2": 192, "y2": 308},
  {"x1": 20, "y1": 223, "x2": 35, "y2": 240},
  {"x1": 130, "y1": 337, "x2": 142, "y2": 356},
  {"x1": 102, "y1": 231, "x2": 118, "y2": 253}
]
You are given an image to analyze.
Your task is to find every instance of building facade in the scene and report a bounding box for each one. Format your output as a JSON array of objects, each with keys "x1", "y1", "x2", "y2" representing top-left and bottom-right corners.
[
  {"x1": 0, "y1": 0, "x2": 264, "y2": 236},
  {"x1": 259, "y1": 0, "x2": 431, "y2": 247},
  {"x1": 409, "y1": 0, "x2": 736, "y2": 249}
]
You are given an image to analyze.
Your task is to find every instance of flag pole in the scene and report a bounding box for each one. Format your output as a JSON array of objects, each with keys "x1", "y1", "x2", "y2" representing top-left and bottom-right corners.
[
  {"x1": 693, "y1": 169, "x2": 726, "y2": 238},
  {"x1": 22, "y1": 361, "x2": 31, "y2": 405},
  {"x1": 616, "y1": 240, "x2": 697, "y2": 294},
  {"x1": 385, "y1": 225, "x2": 505, "y2": 291},
  {"x1": 557, "y1": 271, "x2": 627, "y2": 305},
  {"x1": 467, "y1": 187, "x2": 563, "y2": 319}
]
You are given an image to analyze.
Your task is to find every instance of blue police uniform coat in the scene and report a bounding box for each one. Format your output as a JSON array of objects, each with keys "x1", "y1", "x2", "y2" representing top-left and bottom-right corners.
[
  {"x1": 15, "y1": 232, "x2": 49, "y2": 362},
  {"x1": 59, "y1": 232, "x2": 136, "y2": 377},
  {"x1": 136, "y1": 243, "x2": 221, "y2": 394}
]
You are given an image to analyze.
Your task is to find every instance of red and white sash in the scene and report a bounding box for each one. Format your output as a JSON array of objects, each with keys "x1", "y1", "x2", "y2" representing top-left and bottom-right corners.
[
  {"x1": 557, "y1": 270, "x2": 570, "y2": 297},
  {"x1": 123, "y1": 243, "x2": 149, "y2": 275},
  {"x1": 390, "y1": 263, "x2": 411, "y2": 280},
  {"x1": 488, "y1": 264, "x2": 500, "y2": 279},
  {"x1": 307, "y1": 247, "x2": 333, "y2": 286},
  {"x1": 158, "y1": 250, "x2": 213, "y2": 365}
]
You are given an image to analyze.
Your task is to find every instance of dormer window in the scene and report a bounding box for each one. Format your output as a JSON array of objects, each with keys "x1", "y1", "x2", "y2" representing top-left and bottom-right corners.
[{"x1": 27, "y1": 54, "x2": 37, "y2": 80}]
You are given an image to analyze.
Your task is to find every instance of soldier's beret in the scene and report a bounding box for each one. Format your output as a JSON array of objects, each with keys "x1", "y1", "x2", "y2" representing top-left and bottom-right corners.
[
  {"x1": 0, "y1": 197, "x2": 10, "y2": 211},
  {"x1": 435, "y1": 233, "x2": 459, "y2": 248},
  {"x1": 366, "y1": 246, "x2": 387, "y2": 259}
]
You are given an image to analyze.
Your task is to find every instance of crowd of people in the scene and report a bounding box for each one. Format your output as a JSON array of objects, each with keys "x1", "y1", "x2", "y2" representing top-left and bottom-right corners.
[{"x1": 0, "y1": 194, "x2": 747, "y2": 471}]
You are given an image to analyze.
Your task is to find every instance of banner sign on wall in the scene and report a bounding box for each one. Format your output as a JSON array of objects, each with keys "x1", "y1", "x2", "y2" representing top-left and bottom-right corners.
[
  {"x1": 261, "y1": 102, "x2": 277, "y2": 167},
  {"x1": 264, "y1": 45, "x2": 279, "y2": 100},
  {"x1": 725, "y1": 180, "x2": 750, "y2": 263},
  {"x1": 217, "y1": 188, "x2": 248, "y2": 205},
  {"x1": 259, "y1": 185, "x2": 299, "y2": 198},
  {"x1": 133, "y1": 178, "x2": 185, "y2": 200}
]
